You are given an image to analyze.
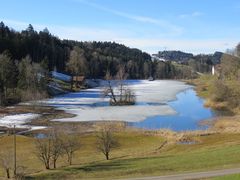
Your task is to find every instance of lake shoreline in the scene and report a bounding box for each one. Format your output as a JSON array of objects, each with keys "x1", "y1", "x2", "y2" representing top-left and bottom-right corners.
[
  {"x1": 1, "y1": 80, "x2": 190, "y2": 132},
  {"x1": 0, "y1": 79, "x2": 234, "y2": 134}
]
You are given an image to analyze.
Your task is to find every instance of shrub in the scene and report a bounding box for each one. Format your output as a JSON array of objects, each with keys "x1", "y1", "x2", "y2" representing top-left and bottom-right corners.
[{"x1": 211, "y1": 80, "x2": 229, "y2": 102}]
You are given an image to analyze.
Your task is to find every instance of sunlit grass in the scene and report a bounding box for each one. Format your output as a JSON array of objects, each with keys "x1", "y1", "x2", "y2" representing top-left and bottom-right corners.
[
  {"x1": 0, "y1": 131, "x2": 237, "y2": 179},
  {"x1": 207, "y1": 174, "x2": 240, "y2": 180}
]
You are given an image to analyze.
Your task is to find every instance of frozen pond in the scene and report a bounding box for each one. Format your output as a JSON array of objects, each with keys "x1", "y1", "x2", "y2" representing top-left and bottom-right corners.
[
  {"x1": 43, "y1": 80, "x2": 215, "y2": 131},
  {"x1": 45, "y1": 80, "x2": 190, "y2": 121}
]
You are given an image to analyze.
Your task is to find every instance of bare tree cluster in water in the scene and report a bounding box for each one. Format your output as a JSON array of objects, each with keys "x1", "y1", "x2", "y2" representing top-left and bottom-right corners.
[{"x1": 103, "y1": 65, "x2": 136, "y2": 106}]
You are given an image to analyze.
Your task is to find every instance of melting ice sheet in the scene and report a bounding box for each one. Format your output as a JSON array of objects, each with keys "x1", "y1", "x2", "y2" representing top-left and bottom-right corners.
[{"x1": 44, "y1": 80, "x2": 191, "y2": 122}]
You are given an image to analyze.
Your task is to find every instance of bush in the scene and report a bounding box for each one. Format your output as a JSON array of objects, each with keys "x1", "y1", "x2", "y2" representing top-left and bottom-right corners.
[
  {"x1": 19, "y1": 89, "x2": 48, "y2": 102},
  {"x1": 211, "y1": 80, "x2": 229, "y2": 102},
  {"x1": 211, "y1": 79, "x2": 240, "y2": 109}
]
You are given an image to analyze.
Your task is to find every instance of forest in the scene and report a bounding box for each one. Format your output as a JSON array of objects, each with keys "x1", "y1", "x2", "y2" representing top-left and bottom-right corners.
[
  {"x1": 0, "y1": 22, "x2": 213, "y2": 79},
  {"x1": 0, "y1": 22, "x2": 221, "y2": 105},
  {"x1": 0, "y1": 22, "x2": 152, "y2": 79}
]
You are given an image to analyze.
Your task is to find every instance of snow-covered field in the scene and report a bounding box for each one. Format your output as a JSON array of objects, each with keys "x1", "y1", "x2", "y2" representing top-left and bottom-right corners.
[
  {"x1": 0, "y1": 113, "x2": 45, "y2": 130},
  {"x1": 44, "y1": 80, "x2": 191, "y2": 122}
]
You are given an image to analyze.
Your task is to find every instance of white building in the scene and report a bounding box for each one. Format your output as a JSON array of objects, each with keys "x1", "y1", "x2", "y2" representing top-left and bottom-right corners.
[{"x1": 212, "y1": 66, "x2": 215, "y2": 75}]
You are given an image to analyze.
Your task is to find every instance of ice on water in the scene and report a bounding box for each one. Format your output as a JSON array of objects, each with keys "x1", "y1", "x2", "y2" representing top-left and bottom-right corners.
[{"x1": 47, "y1": 80, "x2": 191, "y2": 122}]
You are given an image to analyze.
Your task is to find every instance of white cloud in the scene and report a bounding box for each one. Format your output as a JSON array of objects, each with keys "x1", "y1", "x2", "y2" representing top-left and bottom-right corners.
[
  {"x1": 2, "y1": 19, "x2": 237, "y2": 54},
  {"x1": 115, "y1": 38, "x2": 238, "y2": 54},
  {"x1": 179, "y1": 11, "x2": 204, "y2": 19},
  {"x1": 2, "y1": 18, "x2": 124, "y2": 41},
  {"x1": 72, "y1": 0, "x2": 183, "y2": 35}
]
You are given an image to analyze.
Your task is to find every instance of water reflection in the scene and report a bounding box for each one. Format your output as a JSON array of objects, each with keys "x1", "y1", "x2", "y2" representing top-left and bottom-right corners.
[{"x1": 128, "y1": 89, "x2": 214, "y2": 131}]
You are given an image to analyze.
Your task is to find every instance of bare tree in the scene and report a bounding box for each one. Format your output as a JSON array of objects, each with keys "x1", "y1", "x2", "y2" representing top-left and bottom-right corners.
[
  {"x1": 116, "y1": 65, "x2": 127, "y2": 102},
  {"x1": 50, "y1": 128, "x2": 63, "y2": 169},
  {"x1": 66, "y1": 46, "x2": 87, "y2": 76},
  {"x1": 35, "y1": 137, "x2": 52, "y2": 169},
  {"x1": 35, "y1": 128, "x2": 63, "y2": 169},
  {"x1": 103, "y1": 70, "x2": 117, "y2": 104},
  {"x1": 0, "y1": 151, "x2": 13, "y2": 178},
  {"x1": 103, "y1": 66, "x2": 135, "y2": 106},
  {"x1": 62, "y1": 135, "x2": 80, "y2": 165},
  {"x1": 96, "y1": 124, "x2": 119, "y2": 160},
  {"x1": 66, "y1": 46, "x2": 87, "y2": 89}
]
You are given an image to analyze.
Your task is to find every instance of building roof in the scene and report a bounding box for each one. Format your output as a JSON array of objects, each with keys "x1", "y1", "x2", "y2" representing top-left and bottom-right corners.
[{"x1": 73, "y1": 76, "x2": 85, "y2": 82}]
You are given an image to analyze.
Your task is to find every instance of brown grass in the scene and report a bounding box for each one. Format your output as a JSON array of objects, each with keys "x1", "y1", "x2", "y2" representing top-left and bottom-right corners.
[{"x1": 210, "y1": 116, "x2": 240, "y2": 133}]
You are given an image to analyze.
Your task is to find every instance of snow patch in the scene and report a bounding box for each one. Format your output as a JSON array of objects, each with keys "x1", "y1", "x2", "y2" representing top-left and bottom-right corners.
[
  {"x1": 50, "y1": 71, "x2": 72, "y2": 82},
  {"x1": 0, "y1": 113, "x2": 44, "y2": 130}
]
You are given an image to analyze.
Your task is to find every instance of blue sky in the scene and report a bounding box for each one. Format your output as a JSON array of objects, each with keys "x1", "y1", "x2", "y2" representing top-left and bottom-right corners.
[{"x1": 1, "y1": 0, "x2": 240, "y2": 54}]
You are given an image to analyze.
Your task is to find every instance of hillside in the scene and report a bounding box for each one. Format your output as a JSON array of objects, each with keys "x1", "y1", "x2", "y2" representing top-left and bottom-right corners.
[
  {"x1": 0, "y1": 22, "x2": 151, "y2": 79},
  {"x1": 153, "y1": 50, "x2": 223, "y2": 73},
  {"x1": 154, "y1": 50, "x2": 194, "y2": 62},
  {"x1": 154, "y1": 50, "x2": 223, "y2": 64}
]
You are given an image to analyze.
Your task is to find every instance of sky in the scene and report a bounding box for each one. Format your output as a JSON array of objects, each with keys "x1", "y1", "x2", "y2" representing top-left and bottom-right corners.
[{"x1": 1, "y1": 0, "x2": 240, "y2": 54}]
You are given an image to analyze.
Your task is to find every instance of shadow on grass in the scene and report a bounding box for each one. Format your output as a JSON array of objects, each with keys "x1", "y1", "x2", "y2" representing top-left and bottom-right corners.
[
  {"x1": 69, "y1": 155, "x2": 175, "y2": 172},
  {"x1": 67, "y1": 160, "x2": 129, "y2": 172},
  {"x1": 110, "y1": 155, "x2": 129, "y2": 160},
  {"x1": 25, "y1": 155, "x2": 176, "y2": 179}
]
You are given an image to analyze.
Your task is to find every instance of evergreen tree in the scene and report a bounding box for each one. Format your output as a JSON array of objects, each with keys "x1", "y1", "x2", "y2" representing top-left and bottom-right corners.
[{"x1": 0, "y1": 51, "x2": 18, "y2": 104}]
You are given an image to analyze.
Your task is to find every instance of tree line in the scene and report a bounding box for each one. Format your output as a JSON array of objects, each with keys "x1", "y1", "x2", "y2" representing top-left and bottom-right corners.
[
  {"x1": 0, "y1": 22, "x2": 203, "y2": 80},
  {"x1": 0, "y1": 22, "x2": 153, "y2": 79},
  {"x1": 0, "y1": 51, "x2": 48, "y2": 106}
]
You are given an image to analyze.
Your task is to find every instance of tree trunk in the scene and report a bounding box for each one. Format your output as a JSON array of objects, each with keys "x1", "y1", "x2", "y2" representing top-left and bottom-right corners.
[
  {"x1": 68, "y1": 157, "x2": 72, "y2": 166},
  {"x1": 105, "y1": 152, "x2": 109, "y2": 160},
  {"x1": 45, "y1": 162, "x2": 50, "y2": 169},
  {"x1": 53, "y1": 160, "x2": 56, "y2": 169},
  {"x1": 6, "y1": 168, "x2": 10, "y2": 179},
  {"x1": 120, "y1": 83, "x2": 123, "y2": 102},
  {"x1": 68, "y1": 155, "x2": 72, "y2": 165},
  {"x1": 108, "y1": 81, "x2": 117, "y2": 103}
]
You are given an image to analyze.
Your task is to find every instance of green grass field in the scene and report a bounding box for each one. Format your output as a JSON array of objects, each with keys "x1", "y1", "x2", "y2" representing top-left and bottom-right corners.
[
  {"x1": 1, "y1": 130, "x2": 240, "y2": 179},
  {"x1": 208, "y1": 174, "x2": 240, "y2": 180}
]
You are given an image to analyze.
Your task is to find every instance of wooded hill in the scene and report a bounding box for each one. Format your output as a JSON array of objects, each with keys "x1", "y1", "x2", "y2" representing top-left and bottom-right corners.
[
  {"x1": 154, "y1": 51, "x2": 223, "y2": 73},
  {"x1": 0, "y1": 22, "x2": 216, "y2": 80},
  {"x1": 0, "y1": 22, "x2": 152, "y2": 79}
]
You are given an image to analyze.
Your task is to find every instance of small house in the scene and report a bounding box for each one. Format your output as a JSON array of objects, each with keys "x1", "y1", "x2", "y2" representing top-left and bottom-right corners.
[{"x1": 72, "y1": 76, "x2": 85, "y2": 88}]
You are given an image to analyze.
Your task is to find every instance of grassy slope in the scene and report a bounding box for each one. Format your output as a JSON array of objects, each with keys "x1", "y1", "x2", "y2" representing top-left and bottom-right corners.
[
  {"x1": 0, "y1": 131, "x2": 163, "y2": 178},
  {"x1": 1, "y1": 131, "x2": 239, "y2": 179}
]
